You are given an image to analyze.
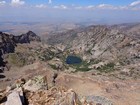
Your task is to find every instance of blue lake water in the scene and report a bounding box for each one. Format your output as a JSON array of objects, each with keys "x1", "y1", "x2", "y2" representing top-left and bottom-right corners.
[{"x1": 66, "y1": 56, "x2": 82, "y2": 64}]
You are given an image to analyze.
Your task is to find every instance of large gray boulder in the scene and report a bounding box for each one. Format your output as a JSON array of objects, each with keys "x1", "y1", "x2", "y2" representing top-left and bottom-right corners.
[{"x1": 5, "y1": 91, "x2": 23, "y2": 105}]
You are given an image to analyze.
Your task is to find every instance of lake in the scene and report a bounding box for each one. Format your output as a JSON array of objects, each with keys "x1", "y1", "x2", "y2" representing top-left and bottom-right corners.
[{"x1": 66, "y1": 56, "x2": 82, "y2": 64}]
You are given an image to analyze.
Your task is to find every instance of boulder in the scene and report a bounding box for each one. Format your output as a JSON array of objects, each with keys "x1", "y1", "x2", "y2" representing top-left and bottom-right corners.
[
  {"x1": 23, "y1": 69, "x2": 57, "y2": 91},
  {"x1": 54, "y1": 89, "x2": 81, "y2": 105},
  {"x1": 48, "y1": 58, "x2": 64, "y2": 71},
  {"x1": 83, "y1": 95, "x2": 113, "y2": 105},
  {"x1": 5, "y1": 91, "x2": 23, "y2": 105},
  {"x1": 23, "y1": 76, "x2": 47, "y2": 92},
  {"x1": 0, "y1": 90, "x2": 6, "y2": 103}
]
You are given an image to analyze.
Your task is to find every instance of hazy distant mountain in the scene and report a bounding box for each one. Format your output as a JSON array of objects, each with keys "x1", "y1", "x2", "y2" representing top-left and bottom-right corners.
[{"x1": 111, "y1": 23, "x2": 140, "y2": 39}]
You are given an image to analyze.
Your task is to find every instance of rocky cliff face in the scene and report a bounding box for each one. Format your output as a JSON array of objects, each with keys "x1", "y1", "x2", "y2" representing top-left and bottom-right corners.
[{"x1": 0, "y1": 31, "x2": 41, "y2": 67}]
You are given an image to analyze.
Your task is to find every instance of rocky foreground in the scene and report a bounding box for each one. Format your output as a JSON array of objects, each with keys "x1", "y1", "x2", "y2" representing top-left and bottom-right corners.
[
  {"x1": 0, "y1": 68, "x2": 112, "y2": 105},
  {"x1": 0, "y1": 62, "x2": 140, "y2": 105}
]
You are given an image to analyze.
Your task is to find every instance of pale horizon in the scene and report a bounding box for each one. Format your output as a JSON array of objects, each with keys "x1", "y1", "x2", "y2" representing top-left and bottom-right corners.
[{"x1": 0, "y1": 0, "x2": 140, "y2": 24}]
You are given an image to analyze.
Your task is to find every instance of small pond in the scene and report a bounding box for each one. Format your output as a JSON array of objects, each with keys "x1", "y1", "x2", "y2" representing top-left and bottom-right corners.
[{"x1": 66, "y1": 56, "x2": 82, "y2": 64}]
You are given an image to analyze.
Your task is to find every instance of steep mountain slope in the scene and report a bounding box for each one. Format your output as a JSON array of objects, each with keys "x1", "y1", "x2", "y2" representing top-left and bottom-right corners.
[
  {"x1": 48, "y1": 25, "x2": 139, "y2": 61},
  {"x1": 0, "y1": 31, "x2": 41, "y2": 67},
  {"x1": 47, "y1": 24, "x2": 140, "y2": 78},
  {"x1": 0, "y1": 31, "x2": 40, "y2": 54}
]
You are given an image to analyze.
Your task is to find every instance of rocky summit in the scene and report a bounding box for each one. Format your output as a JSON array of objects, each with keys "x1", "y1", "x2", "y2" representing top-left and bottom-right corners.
[{"x1": 0, "y1": 68, "x2": 115, "y2": 105}]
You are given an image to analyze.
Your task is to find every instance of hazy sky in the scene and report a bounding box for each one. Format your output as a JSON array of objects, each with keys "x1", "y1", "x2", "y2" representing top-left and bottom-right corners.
[{"x1": 0, "y1": 0, "x2": 140, "y2": 24}]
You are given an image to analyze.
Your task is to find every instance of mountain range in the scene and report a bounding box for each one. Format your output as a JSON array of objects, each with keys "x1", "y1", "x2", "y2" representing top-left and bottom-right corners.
[{"x1": 48, "y1": 24, "x2": 140, "y2": 67}]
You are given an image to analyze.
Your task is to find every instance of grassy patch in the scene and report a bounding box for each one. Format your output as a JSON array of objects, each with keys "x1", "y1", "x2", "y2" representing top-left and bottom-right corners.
[
  {"x1": 8, "y1": 53, "x2": 26, "y2": 67},
  {"x1": 70, "y1": 61, "x2": 91, "y2": 72},
  {"x1": 38, "y1": 49, "x2": 55, "y2": 61},
  {"x1": 49, "y1": 64, "x2": 58, "y2": 70},
  {"x1": 90, "y1": 59, "x2": 101, "y2": 64},
  {"x1": 97, "y1": 62, "x2": 115, "y2": 73}
]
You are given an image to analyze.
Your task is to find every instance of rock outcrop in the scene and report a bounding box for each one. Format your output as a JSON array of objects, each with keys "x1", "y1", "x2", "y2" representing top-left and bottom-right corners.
[
  {"x1": 5, "y1": 91, "x2": 23, "y2": 105},
  {"x1": 25, "y1": 87, "x2": 81, "y2": 105},
  {"x1": 0, "y1": 74, "x2": 114, "y2": 105}
]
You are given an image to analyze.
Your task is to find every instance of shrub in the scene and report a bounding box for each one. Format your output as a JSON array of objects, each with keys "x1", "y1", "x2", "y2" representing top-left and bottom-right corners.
[
  {"x1": 70, "y1": 61, "x2": 91, "y2": 72},
  {"x1": 97, "y1": 62, "x2": 115, "y2": 73},
  {"x1": 38, "y1": 49, "x2": 55, "y2": 61},
  {"x1": 49, "y1": 64, "x2": 58, "y2": 70}
]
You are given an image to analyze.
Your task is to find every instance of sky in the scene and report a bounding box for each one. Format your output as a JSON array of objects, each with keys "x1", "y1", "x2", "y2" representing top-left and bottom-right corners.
[{"x1": 0, "y1": 0, "x2": 140, "y2": 24}]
